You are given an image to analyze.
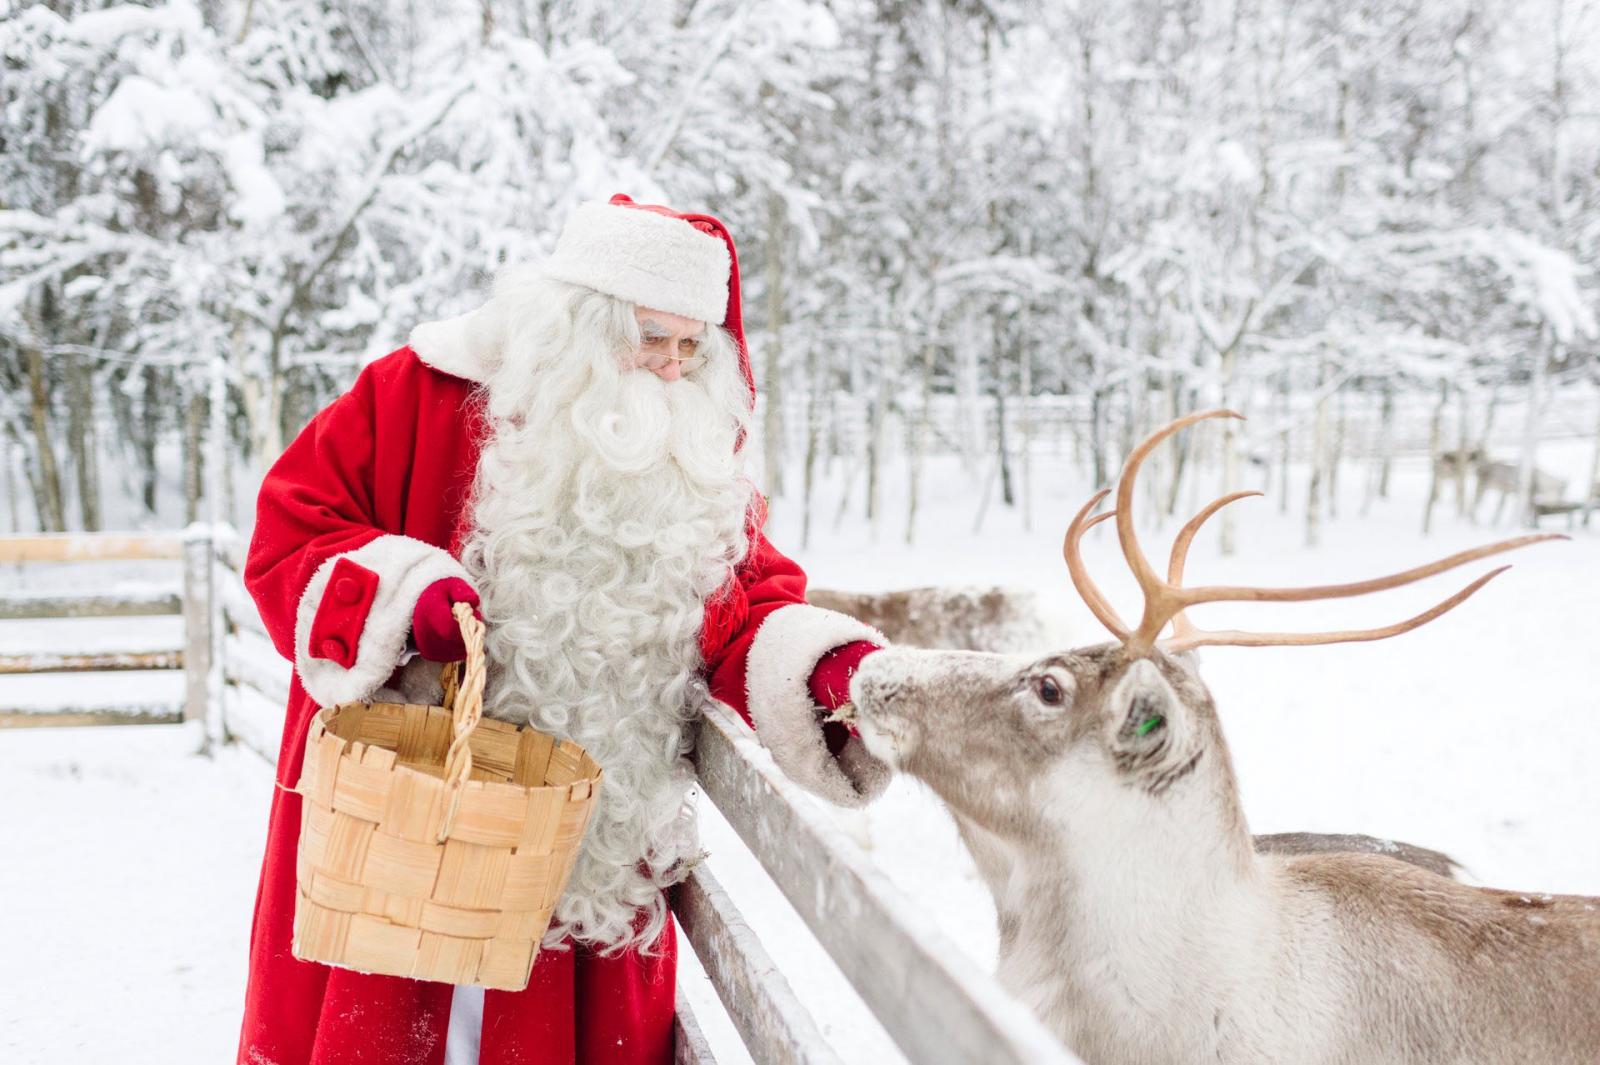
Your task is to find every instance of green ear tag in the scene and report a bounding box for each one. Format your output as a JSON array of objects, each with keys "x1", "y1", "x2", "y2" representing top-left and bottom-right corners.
[{"x1": 1136, "y1": 714, "x2": 1164, "y2": 737}]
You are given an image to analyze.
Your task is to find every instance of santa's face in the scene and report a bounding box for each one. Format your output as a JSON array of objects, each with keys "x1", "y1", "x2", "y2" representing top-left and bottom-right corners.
[{"x1": 630, "y1": 306, "x2": 707, "y2": 383}]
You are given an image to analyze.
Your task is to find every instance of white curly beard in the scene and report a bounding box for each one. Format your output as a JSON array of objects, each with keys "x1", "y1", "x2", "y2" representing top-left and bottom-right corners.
[{"x1": 458, "y1": 270, "x2": 753, "y2": 954}]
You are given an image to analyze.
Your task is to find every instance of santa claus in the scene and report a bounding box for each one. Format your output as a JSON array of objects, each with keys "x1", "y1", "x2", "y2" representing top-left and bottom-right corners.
[{"x1": 238, "y1": 195, "x2": 889, "y2": 1065}]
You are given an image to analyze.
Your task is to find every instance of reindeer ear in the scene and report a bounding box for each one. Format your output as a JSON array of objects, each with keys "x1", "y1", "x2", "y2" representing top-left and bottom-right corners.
[
  {"x1": 1169, "y1": 647, "x2": 1202, "y2": 677},
  {"x1": 1107, "y1": 659, "x2": 1179, "y2": 753}
]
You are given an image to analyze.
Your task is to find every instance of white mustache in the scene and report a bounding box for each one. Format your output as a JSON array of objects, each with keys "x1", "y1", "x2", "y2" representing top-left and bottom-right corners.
[{"x1": 570, "y1": 369, "x2": 735, "y2": 481}]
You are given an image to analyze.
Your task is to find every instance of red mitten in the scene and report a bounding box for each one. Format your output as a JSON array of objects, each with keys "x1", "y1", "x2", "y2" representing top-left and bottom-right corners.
[
  {"x1": 809, "y1": 641, "x2": 880, "y2": 709},
  {"x1": 411, "y1": 578, "x2": 481, "y2": 661},
  {"x1": 809, "y1": 641, "x2": 880, "y2": 755}
]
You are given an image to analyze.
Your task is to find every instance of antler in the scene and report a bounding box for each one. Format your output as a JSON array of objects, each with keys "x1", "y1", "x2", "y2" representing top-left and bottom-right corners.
[
  {"x1": 1165, "y1": 490, "x2": 1262, "y2": 643},
  {"x1": 1067, "y1": 409, "x2": 1565, "y2": 654},
  {"x1": 1063, "y1": 489, "x2": 1128, "y2": 639}
]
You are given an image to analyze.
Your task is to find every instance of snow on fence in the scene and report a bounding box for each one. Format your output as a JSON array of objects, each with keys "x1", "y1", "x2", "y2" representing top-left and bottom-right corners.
[{"x1": 0, "y1": 529, "x2": 1081, "y2": 1062}]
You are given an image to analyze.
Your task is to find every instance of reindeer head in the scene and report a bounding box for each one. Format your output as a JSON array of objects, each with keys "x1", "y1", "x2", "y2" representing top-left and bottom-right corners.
[
  {"x1": 849, "y1": 411, "x2": 1560, "y2": 844},
  {"x1": 852, "y1": 641, "x2": 1231, "y2": 841}
]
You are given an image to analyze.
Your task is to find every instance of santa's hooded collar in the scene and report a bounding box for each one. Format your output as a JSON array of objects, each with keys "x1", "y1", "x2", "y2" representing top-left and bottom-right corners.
[{"x1": 408, "y1": 193, "x2": 754, "y2": 404}]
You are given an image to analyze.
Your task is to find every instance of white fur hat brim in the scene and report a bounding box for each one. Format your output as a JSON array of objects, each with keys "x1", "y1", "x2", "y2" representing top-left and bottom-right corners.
[{"x1": 541, "y1": 201, "x2": 732, "y2": 324}]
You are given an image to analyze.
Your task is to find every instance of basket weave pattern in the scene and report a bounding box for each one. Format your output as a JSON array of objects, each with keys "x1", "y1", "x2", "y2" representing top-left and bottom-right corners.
[{"x1": 291, "y1": 604, "x2": 602, "y2": 990}]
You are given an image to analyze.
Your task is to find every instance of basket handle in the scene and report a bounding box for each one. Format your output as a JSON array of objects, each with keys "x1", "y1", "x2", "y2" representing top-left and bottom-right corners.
[{"x1": 437, "y1": 601, "x2": 486, "y2": 841}]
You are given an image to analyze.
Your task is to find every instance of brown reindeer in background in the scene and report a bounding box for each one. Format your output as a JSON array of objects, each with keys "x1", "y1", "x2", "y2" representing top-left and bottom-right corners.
[{"x1": 844, "y1": 411, "x2": 1594, "y2": 1065}]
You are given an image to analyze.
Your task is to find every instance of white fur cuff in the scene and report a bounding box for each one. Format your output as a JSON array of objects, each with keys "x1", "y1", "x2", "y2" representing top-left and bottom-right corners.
[
  {"x1": 744, "y1": 604, "x2": 891, "y2": 808},
  {"x1": 294, "y1": 535, "x2": 470, "y2": 708}
]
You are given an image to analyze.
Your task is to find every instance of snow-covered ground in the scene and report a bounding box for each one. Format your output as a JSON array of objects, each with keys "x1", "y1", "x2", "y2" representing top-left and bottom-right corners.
[
  {"x1": 2, "y1": 442, "x2": 1597, "y2": 1063},
  {"x1": 0, "y1": 725, "x2": 271, "y2": 1064}
]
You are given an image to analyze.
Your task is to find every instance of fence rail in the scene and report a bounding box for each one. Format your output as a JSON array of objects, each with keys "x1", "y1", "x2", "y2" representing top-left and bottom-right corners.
[
  {"x1": 0, "y1": 650, "x2": 183, "y2": 674},
  {"x1": 762, "y1": 384, "x2": 1600, "y2": 465},
  {"x1": 0, "y1": 533, "x2": 186, "y2": 563},
  {"x1": 690, "y1": 700, "x2": 1078, "y2": 1065},
  {"x1": 0, "y1": 589, "x2": 183, "y2": 620},
  {"x1": 673, "y1": 989, "x2": 718, "y2": 1065},
  {"x1": 0, "y1": 528, "x2": 1082, "y2": 1064},
  {"x1": 0, "y1": 704, "x2": 183, "y2": 727},
  {"x1": 674, "y1": 864, "x2": 843, "y2": 1065}
]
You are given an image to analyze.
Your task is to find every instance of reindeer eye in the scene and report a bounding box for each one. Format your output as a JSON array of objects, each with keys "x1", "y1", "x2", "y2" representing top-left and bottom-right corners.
[{"x1": 1034, "y1": 676, "x2": 1064, "y2": 706}]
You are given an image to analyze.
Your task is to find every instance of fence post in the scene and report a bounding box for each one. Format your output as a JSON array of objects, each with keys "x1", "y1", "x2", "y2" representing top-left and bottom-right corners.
[{"x1": 182, "y1": 524, "x2": 214, "y2": 739}]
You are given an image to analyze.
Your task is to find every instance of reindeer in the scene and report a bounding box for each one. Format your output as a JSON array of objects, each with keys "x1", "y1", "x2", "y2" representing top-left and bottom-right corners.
[
  {"x1": 1472, "y1": 456, "x2": 1567, "y2": 524},
  {"x1": 807, "y1": 585, "x2": 1047, "y2": 654},
  {"x1": 842, "y1": 411, "x2": 1596, "y2": 1065},
  {"x1": 815, "y1": 583, "x2": 1461, "y2": 877}
]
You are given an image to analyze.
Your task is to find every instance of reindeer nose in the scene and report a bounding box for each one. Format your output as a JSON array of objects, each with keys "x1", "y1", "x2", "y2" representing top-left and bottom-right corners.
[
  {"x1": 849, "y1": 652, "x2": 886, "y2": 704},
  {"x1": 847, "y1": 647, "x2": 904, "y2": 711}
]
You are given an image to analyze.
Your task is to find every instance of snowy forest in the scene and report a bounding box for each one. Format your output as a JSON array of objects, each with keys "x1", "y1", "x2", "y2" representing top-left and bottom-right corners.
[{"x1": 3, "y1": 0, "x2": 1599, "y2": 546}]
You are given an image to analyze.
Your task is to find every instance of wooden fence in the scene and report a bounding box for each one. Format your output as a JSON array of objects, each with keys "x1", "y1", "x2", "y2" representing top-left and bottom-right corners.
[
  {"x1": 1, "y1": 530, "x2": 195, "y2": 726},
  {"x1": 763, "y1": 384, "x2": 1600, "y2": 467},
  {"x1": 0, "y1": 527, "x2": 288, "y2": 738},
  {"x1": 0, "y1": 529, "x2": 1081, "y2": 1064}
]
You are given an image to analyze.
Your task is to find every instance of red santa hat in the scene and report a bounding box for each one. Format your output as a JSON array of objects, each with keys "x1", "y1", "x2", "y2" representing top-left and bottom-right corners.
[
  {"x1": 542, "y1": 192, "x2": 753, "y2": 402},
  {"x1": 411, "y1": 194, "x2": 754, "y2": 403},
  {"x1": 542, "y1": 194, "x2": 731, "y2": 325}
]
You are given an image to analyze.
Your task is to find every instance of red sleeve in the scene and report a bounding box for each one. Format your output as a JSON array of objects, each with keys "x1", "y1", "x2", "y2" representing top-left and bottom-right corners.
[
  {"x1": 703, "y1": 519, "x2": 892, "y2": 806},
  {"x1": 704, "y1": 528, "x2": 809, "y2": 722},
  {"x1": 243, "y1": 369, "x2": 383, "y2": 661}
]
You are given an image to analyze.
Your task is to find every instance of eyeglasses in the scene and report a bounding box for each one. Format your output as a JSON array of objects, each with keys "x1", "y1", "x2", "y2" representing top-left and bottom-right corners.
[{"x1": 634, "y1": 348, "x2": 708, "y2": 374}]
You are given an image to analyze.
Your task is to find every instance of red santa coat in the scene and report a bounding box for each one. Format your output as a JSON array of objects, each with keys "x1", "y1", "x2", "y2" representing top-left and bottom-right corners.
[{"x1": 237, "y1": 309, "x2": 889, "y2": 1065}]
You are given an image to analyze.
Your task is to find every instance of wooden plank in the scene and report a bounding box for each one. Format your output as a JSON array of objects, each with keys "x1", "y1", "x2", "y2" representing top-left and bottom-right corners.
[
  {"x1": 222, "y1": 577, "x2": 272, "y2": 640},
  {"x1": 0, "y1": 704, "x2": 182, "y2": 728},
  {"x1": 227, "y1": 624, "x2": 281, "y2": 668},
  {"x1": 692, "y1": 700, "x2": 1081, "y2": 1065},
  {"x1": 213, "y1": 526, "x2": 249, "y2": 575},
  {"x1": 0, "y1": 650, "x2": 182, "y2": 674},
  {"x1": 182, "y1": 531, "x2": 213, "y2": 726},
  {"x1": 673, "y1": 867, "x2": 841, "y2": 1065},
  {"x1": 0, "y1": 590, "x2": 182, "y2": 619},
  {"x1": 222, "y1": 682, "x2": 286, "y2": 764},
  {"x1": 0, "y1": 533, "x2": 185, "y2": 563},
  {"x1": 224, "y1": 633, "x2": 290, "y2": 705},
  {"x1": 673, "y1": 988, "x2": 721, "y2": 1065}
]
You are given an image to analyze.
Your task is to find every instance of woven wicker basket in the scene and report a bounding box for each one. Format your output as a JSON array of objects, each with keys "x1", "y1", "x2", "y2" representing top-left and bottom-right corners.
[{"x1": 290, "y1": 602, "x2": 601, "y2": 990}]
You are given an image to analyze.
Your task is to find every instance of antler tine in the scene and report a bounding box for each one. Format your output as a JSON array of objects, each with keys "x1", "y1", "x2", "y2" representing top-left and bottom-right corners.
[
  {"x1": 1167, "y1": 491, "x2": 1264, "y2": 587},
  {"x1": 1079, "y1": 409, "x2": 1562, "y2": 656},
  {"x1": 1173, "y1": 532, "x2": 1565, "y2": 610},
  {"x1": 1163, "y1": 565, "x2": 1513, "y2": 652},
  {"x1": 1160, "y1": 533, "x2": 1566, "y2": 651},
  {"x1": 1063, "y1": 489, "x2": 1130, "y2": 639},
  {"x1": 1165, "y1": 490, "x2": 1262, "y2": 642},
  {"x1": 1114, "y1": 409, "x2": 1245, "y2": 650}
]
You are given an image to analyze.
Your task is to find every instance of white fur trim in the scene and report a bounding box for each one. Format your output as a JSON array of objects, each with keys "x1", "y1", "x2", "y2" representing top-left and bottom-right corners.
[
  {"x1": 407, "y1": 303, "x2": 502, "y2": 384},
  {"x1": 744, "y1": 603, "x2": 891, "y2": 807},
  {"x1": 541, "y1": 202, "x2": 731, "y2": 324},
  {"x1": 294, "y1": 534, "x2": 471, "y2": 708}
]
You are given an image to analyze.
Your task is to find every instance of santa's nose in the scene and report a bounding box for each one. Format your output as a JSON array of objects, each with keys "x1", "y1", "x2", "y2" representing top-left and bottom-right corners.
[{"x1": 650, "y1": 358, "x2": 684, "y2": 382}]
